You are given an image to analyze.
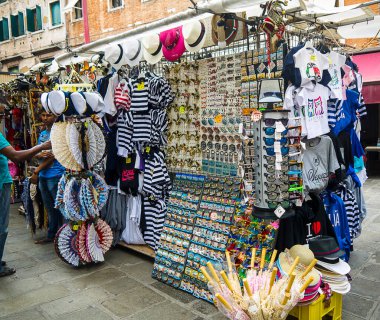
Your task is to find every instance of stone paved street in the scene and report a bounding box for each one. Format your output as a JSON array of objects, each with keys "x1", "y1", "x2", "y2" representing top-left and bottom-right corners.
[{"x1": 0, "y1": 179, "x2": 379, "y2": 320}]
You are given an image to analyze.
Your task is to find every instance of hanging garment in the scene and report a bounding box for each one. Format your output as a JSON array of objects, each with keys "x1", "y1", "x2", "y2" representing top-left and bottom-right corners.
[
  {"x1": 100, "y1": 188, "x2": 128, "y2": 245},
  {"x1": 142, "y1": 196, "x2": 168, "y2": 250},
  {"x1": 321, "y1": 191, "x2": 351, "y2": 261},
  {"x1": 121, "y1": 195, "x2": 145, "y2": 244},
  {"x1": 275, "y1": 192, "x2": 336, "y2": 253},
  {"x1": 335, "y1": 186, "x2": 361, "y2": 244}
]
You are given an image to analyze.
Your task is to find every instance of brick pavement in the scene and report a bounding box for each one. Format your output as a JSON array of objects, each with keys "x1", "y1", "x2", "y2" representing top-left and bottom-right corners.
[{"x1": 0, "y1": 179, "x2": 379, "y2": 320}]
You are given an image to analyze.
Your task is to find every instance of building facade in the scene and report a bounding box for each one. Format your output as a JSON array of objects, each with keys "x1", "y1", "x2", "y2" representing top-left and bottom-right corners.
[
  {"x1": 0, "y1": 0, "x2": 67, "y2": 73},
  {"x1": 65, "y1": 0, "x2": 196, "y2": 48}
]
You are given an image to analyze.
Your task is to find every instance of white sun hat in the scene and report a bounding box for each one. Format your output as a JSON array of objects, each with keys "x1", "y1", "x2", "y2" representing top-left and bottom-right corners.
[
  {"x1": 142, "y1": 34, "x2": 163, "y2": 65},
  {"x1": 183, "y1": 20, "x2": 207, "y2": 53}
]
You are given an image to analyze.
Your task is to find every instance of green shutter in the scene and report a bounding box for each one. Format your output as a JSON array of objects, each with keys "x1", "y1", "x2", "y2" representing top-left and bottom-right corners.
[
  {"x1": 3, "y1": 17, "x2": 9, "y2": 40},
  {"x1": 51, "y1": 1, "x2": 61, "y2": 26},
  {"x1": 0, "y1": 19, "x2": 4, "y2": 42},
  {"x1": 11, "y1": 15, "x2": 18, "y2": 37},
  {"x1": 18, "y1": 12, "x2": 24, "y2": 35},
  {"x1": 26, "y1": 8, "x2": 34, "y2": 32},
  {"x1": 36, "y1": 5, "x2": 42, "y2": 30}
]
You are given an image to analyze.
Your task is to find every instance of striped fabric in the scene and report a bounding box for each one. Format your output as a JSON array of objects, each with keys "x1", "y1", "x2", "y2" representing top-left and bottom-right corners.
[
  {"x1": 130, "y1": 78, "x2": 149, "y2": 112},
  {"x1": 117, "y1": 110, "x2": 134, "y2": 157},
  {"x1": 357, "y1": 93, "x2": 367, "y2": 117},
  {"x1": 148, "y1": 77, "x2": 175, "y2": 109},
  {"x1": 337, "y1": 187, "x2": 361, "y2": 244},
  {"x1": 114, "y1": 79, "x2": 132, "y2": 111},
  {"x1": 327, "y1": 98, "x2": 339, "y2": 129},
  {"x1": 142, "y1": 197, "x2": 168, "y2": 250},
  {"x1": 131, "y1": 112, "x2": 152, "y2": 143}
]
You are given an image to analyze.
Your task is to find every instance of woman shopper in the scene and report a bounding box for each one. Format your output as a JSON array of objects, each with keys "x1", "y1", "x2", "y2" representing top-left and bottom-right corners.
[{"x1": 0, "y1": 114, "x2": 51, "y2": 277}]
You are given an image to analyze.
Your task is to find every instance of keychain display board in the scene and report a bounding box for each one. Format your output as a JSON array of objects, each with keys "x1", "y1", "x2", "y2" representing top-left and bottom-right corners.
[{"x1": 153, "y1": 173, "x2": 242, "y2": 302}]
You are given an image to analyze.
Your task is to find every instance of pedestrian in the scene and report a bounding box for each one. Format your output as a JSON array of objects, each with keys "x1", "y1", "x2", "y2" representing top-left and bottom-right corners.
[
  {"x1": 0, "y1": 107, "x2": 52, "y2": 277},
  {"x1": 31, "y1": 111, "x2": 65, "y2": 244}
]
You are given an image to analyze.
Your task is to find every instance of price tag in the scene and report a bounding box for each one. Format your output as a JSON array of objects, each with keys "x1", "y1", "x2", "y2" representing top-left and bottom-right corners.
[
  {"x1": 72, "y1": 224, "x2": 79, "y2": 231},
  {"x1": 214, "y1": 114, "x2": 223, "y2": 123},
  {"x1": 274, "y1": 141, "x2": 281, "y2": 153},
  {"x1": 126, "y1": 157, "x2": 132, "y2": 164},
  {"x1": 275, "y1": 121, "x2": 286, "y2": 133},
  {"x1": 275, "y1": 131, "x2": 282, "y2": 140},
  {"x1": 275, "y1": 161, "x2": 282, "y2": 171},
  {"x1": 274, "y1": 205, "x2": 286, "y2": 218},
  {"x1": 238, "y1": 123, "x2": 244, "y2": 134},
  {"x1": 310, "y1": 54, "x2": 317, "y2": 61},
  {"x1": 137, "y1": 82, "x2": 145, "y2": 90},
  {"x1": 296, "y1": 198, "x2": 303, "y2": 207},
  {"x1": 276, "y1": 153, "x2": 283, "y2": 162},
  {"x1": 145, "y1": 146, "x2": 151, "y2": 153},
  {"x1": 179, "y1": 105, "x2": 186, "y2": 114}
]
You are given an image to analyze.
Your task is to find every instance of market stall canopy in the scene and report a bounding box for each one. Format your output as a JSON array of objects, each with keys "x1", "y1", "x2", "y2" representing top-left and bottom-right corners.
[{"x1": 337, "y1": 15, "x2": 380, "y2": 39}]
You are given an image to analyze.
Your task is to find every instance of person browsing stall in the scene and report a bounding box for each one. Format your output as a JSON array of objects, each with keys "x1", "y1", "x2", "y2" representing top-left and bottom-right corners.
[
  {"x1": 31, "y1": 111, "x2": 65, "y2": 244},
  {"x1": 0, "y1": 106, "x2": 52, "y2": 277}
]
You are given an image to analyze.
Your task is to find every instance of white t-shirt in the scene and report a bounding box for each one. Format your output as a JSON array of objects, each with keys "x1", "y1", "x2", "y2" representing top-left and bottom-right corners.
[
  {"x1": 284, "y1": 85, "x2": 308, "y2": 137},
  {"x1": 326, "y1": 51, "x2": 346, "y2": 100},
  {"x1": 296, "y1": 84, "x2": 331, "y2": 139},
  {"x1": 294, "y1": 46, "x2": 330, "y2": 89}
]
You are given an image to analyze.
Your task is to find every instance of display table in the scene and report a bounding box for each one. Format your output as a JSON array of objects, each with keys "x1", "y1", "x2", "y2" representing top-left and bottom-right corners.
[
  {"x1": 118, "y1": 241, "x2": 155, "y2": 258},
  {"x1": 289, "y1": 293, "x2": 342, "y2": 320}
]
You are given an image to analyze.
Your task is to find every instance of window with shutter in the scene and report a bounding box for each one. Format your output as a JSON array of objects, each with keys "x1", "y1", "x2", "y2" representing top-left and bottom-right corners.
[
  {"x1": 110, "y1": 0, "x2": 123, "y2": 9},
  {"x1": 74, "y1": 0, "x2": 83, "y2": 20},
  {"x1": 50, "y1": 1, "x2": 61, "y2": 26},
  {"x1": 10, "y1": 12, "x2": 24, "y2": 37},
  {"x1": 26, "y1": 6, "x2": 42, "y2": 32},
  {"x1": 2, "y1": 17, "x2": 9, "y2": 41}
]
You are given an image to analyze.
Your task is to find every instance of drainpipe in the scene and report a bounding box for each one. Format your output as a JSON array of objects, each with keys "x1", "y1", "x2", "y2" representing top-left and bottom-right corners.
[{"x1": 83, "y1": 0, "x2": 90, "y2": 43}]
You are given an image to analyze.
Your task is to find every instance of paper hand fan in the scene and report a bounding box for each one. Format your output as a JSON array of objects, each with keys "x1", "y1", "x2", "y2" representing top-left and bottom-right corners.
[
  {"x1": 85, "y1": 121, "x2": 98, "y2": 169},
  {"x1": 95, "y1": 219, "x2": 113, "y2": 254},
  {"x1": 86, "y1": 223, "x2": 104, "y2": 263},
  {"x1": 89, "y1": 120, "x2": 106, "y2": 166},
  {"x1": 68, "y1": 122, "x2": 85, "y2": 169},
  {"x1": 56, "y1": 224, "x2": 80, "y2": 267},
  {"x1": 77, "y1": 222, "x2": 92, "y2": 263},
  {"x1": 91, "y1": 172, "x2": 109, "y2": 211}
]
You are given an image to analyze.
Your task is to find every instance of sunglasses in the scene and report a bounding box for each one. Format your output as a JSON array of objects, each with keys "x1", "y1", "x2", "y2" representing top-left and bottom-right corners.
[
  {"x1": 266, "y1": 200, "x2": 290, "y2": 209},
  {"x1": 263, "y1": 137, "x2": 287, "y2": 146},
  {"x1": 264, "y1": 146, "x2": 289, "y2": 156},
  {"x1": 263, "y1": 118, "x2": 288, "y2": 127},
  {"x1": 263, "y1": 155, "x2": 289, "y2": 165},
  {"x1": 264, "y1": 173, "x2": 288, "y2": 183},
  {"x1": 263, "y1": 127, "x2": 288, "y2": 136},
  {"x1": 265, "y1": 182, "x2": 288, "y2": 192},
  {"x1": 266, "y1": 191, "x2": 289, "y2": 201}
]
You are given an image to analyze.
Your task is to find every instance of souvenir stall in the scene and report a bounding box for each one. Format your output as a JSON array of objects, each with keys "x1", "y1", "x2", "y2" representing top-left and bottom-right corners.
[{"x1": 49, "y1": 0, "x2": 378, "y2": 317}]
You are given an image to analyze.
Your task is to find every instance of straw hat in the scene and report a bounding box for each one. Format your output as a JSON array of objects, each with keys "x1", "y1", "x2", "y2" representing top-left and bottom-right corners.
[
  {"x1": 125, "y1": 39, "x2": 143, "y2": 67},
  {"x1": 160, "y1": 26, "x2": 186, "y2": 62},
  {"x1": 278, "y1": 245, "x2": 321, "y2": 286},
  {"x1": 211, "y1": 15, "x2": 239, "y2": 47},
  {"x1": 104, "y1": 43, "x2": 129, "y2": 70},
  {"x1": 142, "y1": 34, "x2": 163, "y2": 65},
  {"x1": 183, "y1": 21, "x2": 206, "y2": 53}
]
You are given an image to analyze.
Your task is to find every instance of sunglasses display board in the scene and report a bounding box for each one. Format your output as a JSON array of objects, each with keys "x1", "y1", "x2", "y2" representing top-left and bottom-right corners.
[
  {"x1": 153, "y1": 173, "x2": 242, "y2": 302},
  {"x1": 165, "y1": 53, "x2": 243, "y2": 177},
  {"x1": 253, "y1": 110, "x2": 290, "y2": 215}
]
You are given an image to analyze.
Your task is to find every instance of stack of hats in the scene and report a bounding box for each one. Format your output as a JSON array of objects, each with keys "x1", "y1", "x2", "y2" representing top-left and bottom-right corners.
[
  {"x1": 41, "y1": 91, "x2": 105, "y2": 117},
  {"x1": 309, "y1": 236, "x2": 351, "y2": 294},
  {"x1": 277, "y1": 244, "x2": 322, "y2": 304}
]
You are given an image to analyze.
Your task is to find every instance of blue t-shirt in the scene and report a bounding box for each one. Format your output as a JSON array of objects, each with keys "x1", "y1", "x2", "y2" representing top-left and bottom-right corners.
[
  {"x1": 38, "y1": 130, "x2": 65, "y2": 178},
  {"x1": 0, "y1": 133, "x2": 12, "y2": 189}
]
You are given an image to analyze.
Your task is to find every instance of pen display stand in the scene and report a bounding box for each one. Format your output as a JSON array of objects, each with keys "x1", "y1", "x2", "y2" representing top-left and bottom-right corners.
[{"x1": 253, "y1": 110, "x2": 290, "y2": 218}]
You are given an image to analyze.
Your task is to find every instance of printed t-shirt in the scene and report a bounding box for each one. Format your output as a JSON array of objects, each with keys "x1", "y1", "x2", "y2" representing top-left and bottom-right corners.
[
  {"x1": 294, "y1": 46, "x2": 329, "y2": 89},
  {"x1": 38, "y1": 130, "x2": 65, "y2": 179},
  {"x1": 302, "y1": 135, "x2": 340, "y2": 193},
  {"x1": 0, "y1": 132, "x2": 12, "y2": 189},
  {"x1": 326, "y1": 51, "x2": 346, "y2": 100},
  {"x1": 296, "y1": 84, "x2": 330, "y2": 139}
]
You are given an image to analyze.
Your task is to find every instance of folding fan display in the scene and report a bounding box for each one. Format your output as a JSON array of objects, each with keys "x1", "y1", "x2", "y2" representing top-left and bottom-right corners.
[
  {"x1": 90, "y1": 121, "x2": 106, "y2": 165},
  {"x1": 95, "y1": 219, "x2": 113, "y2": 254},
  {"x1": 77, "y1": 222, "x2": 93, "y2": 263},
  {"x1": 56, "y1": 224, "x2": 80, "y2": 267},
  {"x1": 86, "y1": 223, "x2": 105, "y2": 263},
  {"x1": 55, "y1": 171, "x2": 109, "y2": 221}
]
